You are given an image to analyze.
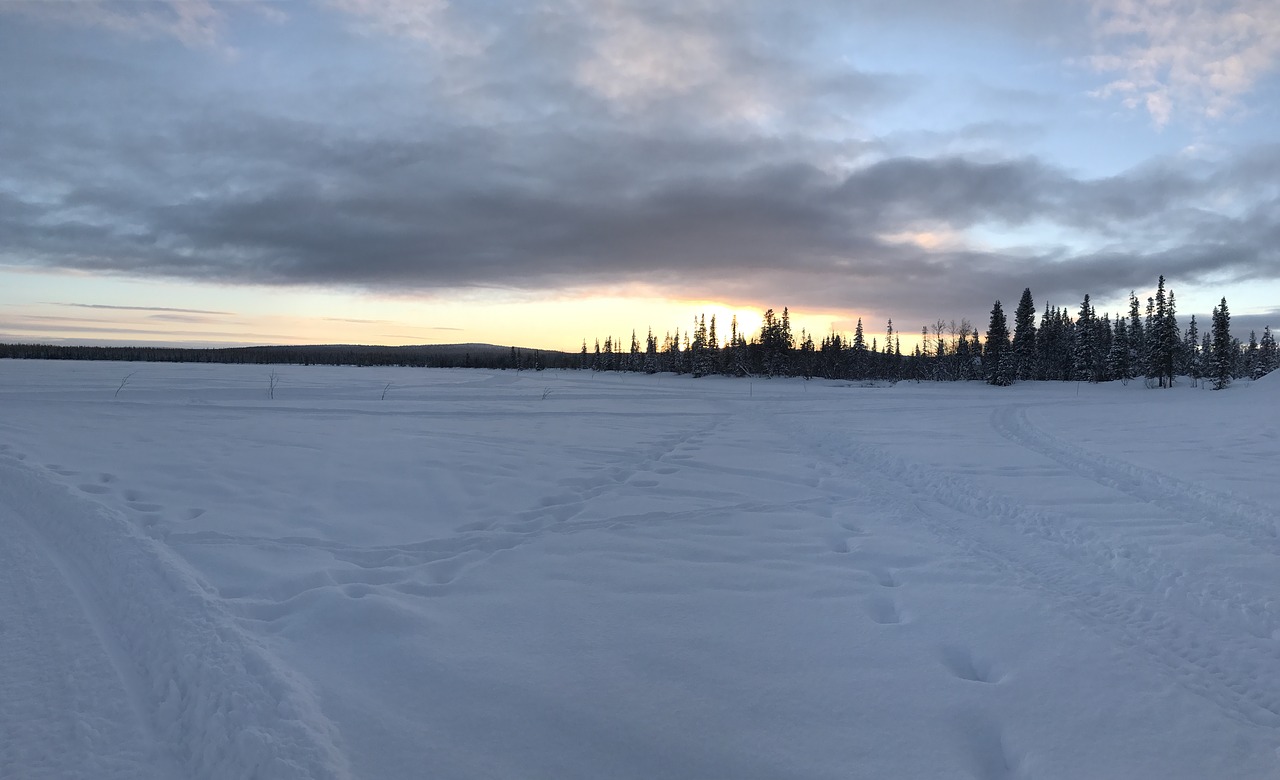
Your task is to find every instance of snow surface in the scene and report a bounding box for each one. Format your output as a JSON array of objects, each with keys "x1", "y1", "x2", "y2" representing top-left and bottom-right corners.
[{"x1": 1, "y1": 359, "x2": 1279, "y2": 779}]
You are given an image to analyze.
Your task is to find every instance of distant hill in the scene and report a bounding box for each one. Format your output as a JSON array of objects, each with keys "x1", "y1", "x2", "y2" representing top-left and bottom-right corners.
[{"x1": 0, "y1": 342, "x2": 580, "y2": 370}]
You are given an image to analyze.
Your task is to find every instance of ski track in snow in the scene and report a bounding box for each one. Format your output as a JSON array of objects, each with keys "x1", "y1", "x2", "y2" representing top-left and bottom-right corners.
[
  {"x1": 775, "y1": 401, "x2": 1280, "y2": 734},
  {"x1": 0, "y1": 450, "x2": 351, "y2": 780},
  {"x1": 167, "y1": 412, "x2": 879, "y2": 616},
  {"x1": 994, "y1": 404, "x2": 1280, "y2": 552},
  {"x1": 0, "y1": 496, "x2": 175, "y2": 780}
]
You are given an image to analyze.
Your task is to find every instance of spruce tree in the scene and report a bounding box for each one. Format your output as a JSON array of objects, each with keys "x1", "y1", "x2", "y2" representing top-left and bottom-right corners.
[
  {"x1": 851, "y1": 318, "x2": 867, "y2": 380},
  {"x1": 798, "y1": 330, "x2": 815, "y2": 379},
  {"x1": 1073, "y1": 294, "x2": 1098, "y2": 381},
  {"x1": 1211, "y1": 298, "x2": 1233, "y2": 390},
  {"x1": 972, "y1": 328, "x2": 983, "y2": 380},
  {"x1": 1147, "y1": 276, "x2": 1172, "y2": 387},
  {"x1": 985, "y1": 300, "x2": 1012, "y2": 385},
  {"x1": 1163, "y1": 289, "x2": 1180, "y2": 384},
  {"x1": 1128, "y1": 292, "x2": 1146, "y2": 378},
  {"x1": 1107, "y1": 315, "x2": 1132, "y2": 382},
  {"x1": 1097, "y1": 313, "x2": 1114, "y2": 381},
  {"x1": 1011, "y1": 288, "x2": 1037, "y2": 381},
  {"x1": 1245, "y1": 331, "x2": 1260, "y2": 380},
  {"x1": 630, "y1": 330, "x2": 641, "y2": 372},
  {"x1": 1183, "y1": 315, "x2": 1200, "y2": 383},
  {"x1": 1036, "y1": 303, "x2": 1057, "y2": 380},
  {"x1": 1259, "y1": 326, "x2": 1278, "y2": 378},
  {"x1": 690, "y1": 317, "x2": 709, "y2": 377},
  {"x1": 955, "y1": 322, "x2": 972, "y2": 380}
]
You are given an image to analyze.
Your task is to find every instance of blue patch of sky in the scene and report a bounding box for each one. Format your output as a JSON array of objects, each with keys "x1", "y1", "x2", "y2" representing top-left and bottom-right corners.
[{"x1": 820, "y1": 21, "x2": 1200, "y2": 179}]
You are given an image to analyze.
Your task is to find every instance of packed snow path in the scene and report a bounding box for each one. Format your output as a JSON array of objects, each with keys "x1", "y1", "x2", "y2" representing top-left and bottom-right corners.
[
  {"x1": 0, "y1": 483, "x2": 178, "y2": 779},
  {"x1": 1, "y1": 360, "x2": 1278, "y2": 779}
]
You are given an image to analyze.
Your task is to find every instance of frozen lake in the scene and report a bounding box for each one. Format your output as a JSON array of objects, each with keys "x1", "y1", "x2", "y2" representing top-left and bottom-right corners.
[{"x1": 2, "y1": 359, "x2": 1278, "y2": 779}]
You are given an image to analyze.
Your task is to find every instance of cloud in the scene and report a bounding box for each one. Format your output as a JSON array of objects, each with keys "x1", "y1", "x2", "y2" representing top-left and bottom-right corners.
[
  {"x1": 0, "y1": 0, "x2": 229, "y2": 49},
  {"x1": 324, "y1": 0, "x2": 482, "y2": 55},
  {"x1": 0, "y1": 320, "x2": 278, "y2": 341},
  {"x1": 1086, "y1": 0, "x2": 1280, "y2": 126},
  {"x1": 50, "y1": 303, "x2": 234, "y2": 315}
]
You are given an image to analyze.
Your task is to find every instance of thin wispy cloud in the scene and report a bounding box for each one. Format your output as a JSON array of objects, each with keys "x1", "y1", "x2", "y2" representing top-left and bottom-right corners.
[
  {"x1": 1, "y1": 0, "x2": 229, "y2": 49},
  {"x1": 322, "y1": 317, "x2": 396, "y2": 325},
  {"x1": 49, "y1": 302, "x2": 234, "y2": 316},
  {"x1": 0, "y1": 321, "x2": 283, "y2": 340}
]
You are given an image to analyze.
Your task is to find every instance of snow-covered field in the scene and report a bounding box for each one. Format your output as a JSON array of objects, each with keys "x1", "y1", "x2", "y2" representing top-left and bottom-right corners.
[{"x1": 1, "y1": 359, "x2": 1278, "y2": 779}]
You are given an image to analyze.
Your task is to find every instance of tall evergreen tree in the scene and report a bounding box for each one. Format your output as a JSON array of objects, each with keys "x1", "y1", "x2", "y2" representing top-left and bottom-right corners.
[
  {"x1": 798, "y1": 330, "x2": 816, "y2": 379},
  {"x1": 1259, "y1": 326, "x2": 1278, "y2": 378},
  {"x1": 1245, "y1": 330, "x2": 1260, "y2": 380},
  {"x1": 644, "y1": 329, "x2": 658, "y2": 374},
  {"x1": 851, "y1": 318, "x2": 867, "y2": 380},
  {"x1": 1141, "y1": 276, "x2": 1179, "y2": 388},
  {"x1": 985, "y1": 300, "x2": 1012, "y2": 385},
  {"x1": 1073, "y1": 294, "x2": 1099, "y2": 381},
  {"x1": 1164, "y1": 290, "x2": 1180, "y2": 382},
  {"x1": 1211, "y1": 297, "x2": 1233, "y2": 390},
  {"x1": 630, "y1": 330, "x2": 641, "y2": 372},
  {"x1": 690, "y1": 316, "x2": 711, "y2": 377},
  {"x1": 1183, "y1": 315, "x2": 1200, "y2": 383},
  {"x1": 759, "y1": 308, "x2": 793, "y2": 377},
  {"x1": 1128, "y1": 291, "x2": 1146, "y2": 378},
  {"x1": 1011, "y1": 287, "x2": 1037, "y2": 381},
  {"x1": 1107, "y1": 315, "x2": 1132, "y2": 382}
]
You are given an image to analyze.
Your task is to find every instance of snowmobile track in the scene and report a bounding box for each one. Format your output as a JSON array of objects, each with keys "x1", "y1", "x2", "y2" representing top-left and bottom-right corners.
[
  {"x1": 992, "y1": 403, "x2": 1280, "y2": 552},
  {"x1": 773, "y1": 409, "x2": 1280, "y2": 732}
]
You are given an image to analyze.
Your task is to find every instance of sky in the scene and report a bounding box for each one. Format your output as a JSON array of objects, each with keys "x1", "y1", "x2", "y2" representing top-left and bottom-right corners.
[{"x1": 1, "y1": 0, "x2": 1279, "y2": 351}]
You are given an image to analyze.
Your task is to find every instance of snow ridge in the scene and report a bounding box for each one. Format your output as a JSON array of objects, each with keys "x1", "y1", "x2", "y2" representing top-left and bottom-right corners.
[{"x1": 0, "y1": 457, "x2": 351, "y2": 780}]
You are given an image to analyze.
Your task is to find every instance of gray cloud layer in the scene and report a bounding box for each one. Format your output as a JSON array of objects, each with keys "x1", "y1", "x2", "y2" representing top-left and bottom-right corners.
[{"x1": 1, "y1": 1, "x2": 1278, "y2": 329}]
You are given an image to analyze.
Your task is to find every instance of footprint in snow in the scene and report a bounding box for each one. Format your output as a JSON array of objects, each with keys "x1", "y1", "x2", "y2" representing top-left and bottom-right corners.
[
  {"x1": 866, "y1": 595, "x2": 905, "y2": 625},
  {"x1": 955, "y1": 710, "x2": 1026, "y2": 780},
  {"x1": 825, "y1": 535, "x2": 856, "y2": 554},
  {"x1": 867, "y1": 567, "x2": 900, "y2": 588},
  {"x1": 939, "y1": 645, "x2": 1003, "y2": 684}
]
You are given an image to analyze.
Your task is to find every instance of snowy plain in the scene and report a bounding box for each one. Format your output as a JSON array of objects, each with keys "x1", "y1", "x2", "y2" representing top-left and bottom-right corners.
[{"x1": 1, "y1": 358, "x2": 1278, "y2": 779}]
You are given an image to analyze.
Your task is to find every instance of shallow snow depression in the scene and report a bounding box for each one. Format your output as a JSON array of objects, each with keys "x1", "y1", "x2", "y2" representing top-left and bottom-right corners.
[{"x1": 1, "y1": 360, "x2": 1278, "y2": 779}]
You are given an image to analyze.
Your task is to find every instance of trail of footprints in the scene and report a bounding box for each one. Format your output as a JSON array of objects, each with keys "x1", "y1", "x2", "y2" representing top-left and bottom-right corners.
[
  {"x1": 819, "y1": 503, "x2": 1022, "y2": 779},
  {"x1": 19, "y1": 455, "x2": 208, "y2": 532}
]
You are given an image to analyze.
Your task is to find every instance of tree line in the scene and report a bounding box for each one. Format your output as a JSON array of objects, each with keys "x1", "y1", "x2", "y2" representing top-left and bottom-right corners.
[
  {"x1": 0, "y1": 342, "x2": 579, "y2": 370},
  {"x1": 583, "y1": 276, "x2": 1277, "y2": 389}
]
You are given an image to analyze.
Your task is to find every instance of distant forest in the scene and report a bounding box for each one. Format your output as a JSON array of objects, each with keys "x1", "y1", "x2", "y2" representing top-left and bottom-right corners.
[
  {"x1": 0, "y1": 342, "x2": 579, "y2": 371},
  {"x1": 3, "y1": 275, "x2": 1276, "y2": 389},
  {"x1": 582, "y1": 276, "x2": 1276, "y2": 390}
]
